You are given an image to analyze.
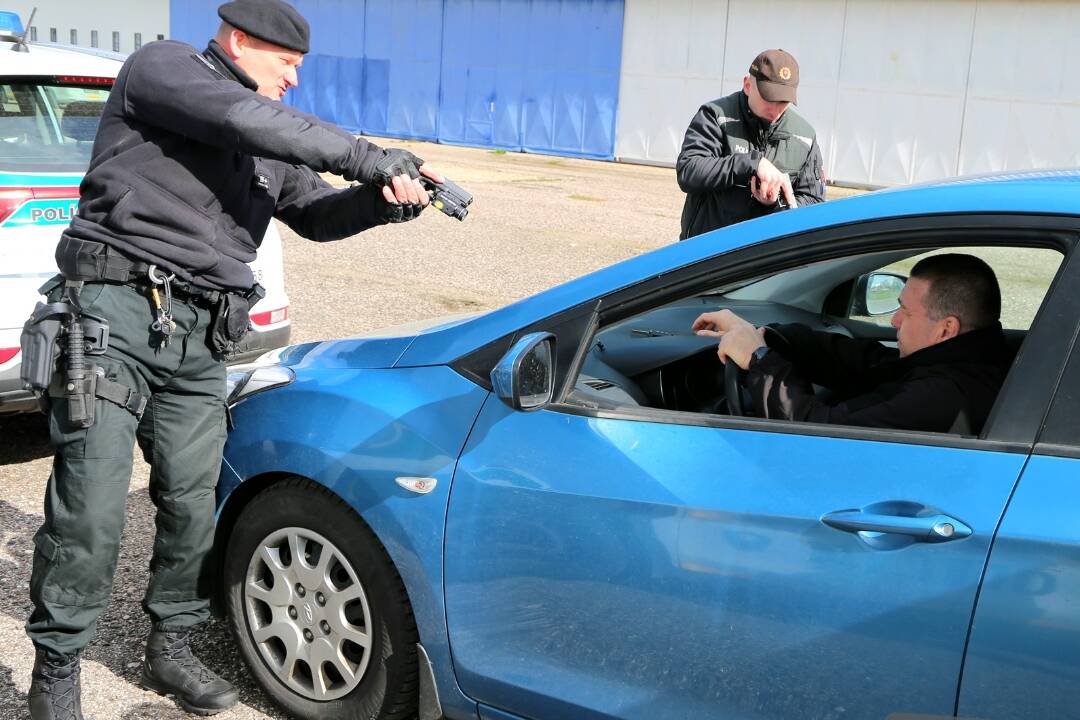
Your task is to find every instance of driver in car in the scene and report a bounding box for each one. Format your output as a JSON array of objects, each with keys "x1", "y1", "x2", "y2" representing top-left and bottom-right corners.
[{"x1": 691, "y1": 253, "x2": 1011, "y2": 434}]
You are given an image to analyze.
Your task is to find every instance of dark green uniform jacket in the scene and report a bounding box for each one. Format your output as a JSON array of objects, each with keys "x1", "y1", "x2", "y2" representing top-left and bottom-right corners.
[
  {"x1": 677, "y1": 90, "x2": 825, "y2": 239},
  {"x1": 59, "y1": 40, "x2": 393, "y2": 292}
]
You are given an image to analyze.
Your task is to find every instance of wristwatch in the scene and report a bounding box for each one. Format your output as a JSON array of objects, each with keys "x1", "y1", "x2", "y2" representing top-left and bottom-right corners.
[{"x1": 750, "y1": 345, "x2": 771, "y2": 367}]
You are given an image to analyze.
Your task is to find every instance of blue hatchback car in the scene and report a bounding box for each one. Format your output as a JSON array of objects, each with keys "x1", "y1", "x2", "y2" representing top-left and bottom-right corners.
[{"x1": 218, "y1": 170, "x2": 1080, "y2": 720}]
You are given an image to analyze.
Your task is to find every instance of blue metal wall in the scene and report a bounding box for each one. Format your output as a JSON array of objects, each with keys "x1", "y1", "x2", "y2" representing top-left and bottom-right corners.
[{"x1": 169, "y1": 0, "x2": 624, "y2": 159}]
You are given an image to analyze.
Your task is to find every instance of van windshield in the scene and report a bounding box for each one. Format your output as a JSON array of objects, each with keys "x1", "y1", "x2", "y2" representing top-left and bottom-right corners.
[{"x1": 0, "y1": 81, "x2": 110, "y2": 173}]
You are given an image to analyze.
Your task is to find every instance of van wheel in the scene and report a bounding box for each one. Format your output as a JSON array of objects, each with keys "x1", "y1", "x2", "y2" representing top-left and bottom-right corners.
[{"x1": 224, "y1": 477, "x2": 418, "y2": 719}]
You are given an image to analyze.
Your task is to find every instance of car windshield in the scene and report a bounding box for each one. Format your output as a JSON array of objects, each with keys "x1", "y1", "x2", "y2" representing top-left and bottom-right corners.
[{"x1": 0, "y1": 81, "x2": 110, "y2": 172}]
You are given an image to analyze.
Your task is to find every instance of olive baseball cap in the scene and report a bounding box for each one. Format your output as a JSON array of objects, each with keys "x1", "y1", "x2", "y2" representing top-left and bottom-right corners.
[
  {"x1": 218, "y1": 0, "x2": 310, "y2": 54},
  {"x1": 749, "y1": 49, "x2": 799, "y2": 104}
]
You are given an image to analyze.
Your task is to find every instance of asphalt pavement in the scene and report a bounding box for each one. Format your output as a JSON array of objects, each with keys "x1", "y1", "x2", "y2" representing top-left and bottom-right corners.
[{"x1": 0, "y1": 138, "x2": 857, "y2": 719}]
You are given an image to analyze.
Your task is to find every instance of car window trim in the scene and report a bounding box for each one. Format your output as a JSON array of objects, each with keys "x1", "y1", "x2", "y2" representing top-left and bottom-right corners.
[
  {"x1": 1033, "y1": 443, "x2": 1080, "y2": 460},
  {"x1": 547, "y1": 399, "x2": 1032, "y2": 455},
  {"x1": 451, "y1": 299, "x2": 599, "y2": 393}
]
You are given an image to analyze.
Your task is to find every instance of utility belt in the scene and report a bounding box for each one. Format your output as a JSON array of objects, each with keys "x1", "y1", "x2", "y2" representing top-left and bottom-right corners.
[
  {"x1": 19, "y1": 240, "x2": 266, "y2": 427},
  {"x1": 56, "y1": 237, "x2": 264, "y2": 356},
  {"x1": 57, "y1": 237, "x2": 264, "y2": 305}
]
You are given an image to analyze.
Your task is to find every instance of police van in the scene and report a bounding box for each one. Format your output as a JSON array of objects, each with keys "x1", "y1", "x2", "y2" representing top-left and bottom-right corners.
[{"x1": 0, "y1": 11, "x2": 291, "y2": 414}]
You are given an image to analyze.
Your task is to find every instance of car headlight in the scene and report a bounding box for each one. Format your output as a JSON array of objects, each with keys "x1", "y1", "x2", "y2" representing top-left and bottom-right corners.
[{"x1": 226, "y1": 348, "x2": 295, "y2": 406}]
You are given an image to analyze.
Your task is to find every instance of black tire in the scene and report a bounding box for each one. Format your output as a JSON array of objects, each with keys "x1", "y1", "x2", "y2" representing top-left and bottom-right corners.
[{"x1": 224, "y1": 477, "x2": 419, "y2": 720}]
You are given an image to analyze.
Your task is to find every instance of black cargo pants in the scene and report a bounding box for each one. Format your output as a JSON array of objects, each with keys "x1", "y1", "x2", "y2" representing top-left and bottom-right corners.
[{"x1": 26, "y1": 280, "x2": 226, "y2": 657}]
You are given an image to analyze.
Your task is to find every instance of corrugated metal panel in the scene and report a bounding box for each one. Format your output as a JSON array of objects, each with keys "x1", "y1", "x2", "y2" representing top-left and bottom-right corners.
[
  {"x1": 361, "y1": 0, "x2": 443, "y2": 139},
  {"x1": 616, "y1": 0, "x2": 845, "y2": 178},
  {"x1": 440, "y1": 0, "x2": 624, "y2": 158},
  {"x1": 288, "y1": 0, "x2": 442, "y2": 139},
  {"x1": 288, "y1": 0, "x2": 365, "y2": 135},
  {"x1": 617, "y1": 0, "x2": 1080, "y2": 186},
  {"x1": 959, "y1": 1, "x2": 1080, "y2": 174},
  {"x1": 169, "y1": 0, "x2": 220, "y2": 53},
  {"x1": 830, "y1": 0, "x2": 973, "y2": 186},
  {"x1": 614, "y1": 0, "x2": 730, "y2": 164},
  {"x1": 171, "y1": 0, "x2": 623, "y2": 158},
  {"x1": 616, "y1": 0, "x2": 845, "y2": 170}
]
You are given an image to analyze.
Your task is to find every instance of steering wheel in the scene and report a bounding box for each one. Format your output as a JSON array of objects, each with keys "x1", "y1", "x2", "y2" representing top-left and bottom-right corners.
[
  {"x1": 723, "y1": 325, "x2": 794, "y2": 417},
  {"x1": 724, "y1": 358, "x2": 747, "y2": 416}
]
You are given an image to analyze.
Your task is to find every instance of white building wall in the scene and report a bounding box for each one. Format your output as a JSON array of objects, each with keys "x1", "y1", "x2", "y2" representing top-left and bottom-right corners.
[
  {"x1": 3, "y1": 0, "x2": 168, "y2": 55},
  {"x1": 616, "y1": 0, "x2": 1080, "y2": 186},
  {"x1": 960, "y1": 1, "x2": 1080, "y2": 174},
  {"x1": 615, "y1": 0, "x2": 732, "y2": 164}
]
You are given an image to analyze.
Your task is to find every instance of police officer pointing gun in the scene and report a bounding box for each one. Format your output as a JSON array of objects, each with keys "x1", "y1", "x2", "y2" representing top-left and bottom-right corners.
[{"x1": 20, "y1": 2, "x2": 455, "y2": 717}]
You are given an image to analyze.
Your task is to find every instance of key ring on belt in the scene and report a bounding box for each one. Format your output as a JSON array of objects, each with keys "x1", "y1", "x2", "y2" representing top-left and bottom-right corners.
[
  {"x1": 147, "y1": 264, "x2": 174, "y2": 286},
  {"x1": 147, "y1": 265, "x2": 176, "y2": 343}
]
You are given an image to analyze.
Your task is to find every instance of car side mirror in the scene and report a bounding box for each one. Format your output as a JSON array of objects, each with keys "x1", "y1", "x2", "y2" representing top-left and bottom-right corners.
[
  {"x1": 851, "y1": 272, "x2": 906, "y2": 316},
  {"x1": 491, "y1": 332, "x2": 555, "y2": 411}
]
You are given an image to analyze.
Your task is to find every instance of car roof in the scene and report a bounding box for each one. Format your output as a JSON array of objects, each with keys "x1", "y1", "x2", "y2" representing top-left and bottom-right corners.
[
  {"x1": 399, "y1": 168, "x2": 1080, "y2": 366},
  {"x1": 0, "y1": 38, "x2": 123, "y2": 77}
]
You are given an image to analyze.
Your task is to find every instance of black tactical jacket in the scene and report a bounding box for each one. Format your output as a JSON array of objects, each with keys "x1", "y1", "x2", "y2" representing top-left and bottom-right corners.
[
  {"x1": 677, "y1": 91, "x2": 825, "y2": 239},
  {"x1": 59, "y1": 40, "x2": 393, "y2": 292},
  {"x1": 746, "y1": 323, "x2": 1011, "y2": 435}
]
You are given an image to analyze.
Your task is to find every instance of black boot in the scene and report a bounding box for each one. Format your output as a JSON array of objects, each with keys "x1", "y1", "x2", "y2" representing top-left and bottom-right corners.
[
  {"x1": 140, "y1": 629, "x2": 239, "y2": 716},
  {"x1": 28, "y1": 649, "x2": 83, "y2": 720}
]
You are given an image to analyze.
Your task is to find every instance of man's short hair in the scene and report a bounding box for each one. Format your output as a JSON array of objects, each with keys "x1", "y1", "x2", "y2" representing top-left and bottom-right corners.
[{"x1": 910, "y1": 253, "x2": 1001, "y2": 331}]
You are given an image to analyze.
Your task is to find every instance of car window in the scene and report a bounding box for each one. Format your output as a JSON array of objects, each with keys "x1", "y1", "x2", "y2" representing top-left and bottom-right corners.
[
  {"x1": 563, "y1": 242, "x2": 1065, "y2": 438},
  {"x1": 849, "y1": 247, "x2": 1061, "y2": 330},
  {"x1": 0, "y1": 81, "x2": 109, "y2": 172}
]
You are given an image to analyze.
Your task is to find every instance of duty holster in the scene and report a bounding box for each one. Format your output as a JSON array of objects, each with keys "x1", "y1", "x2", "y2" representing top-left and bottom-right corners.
[
  {"x1": 19, "y1": 279, "x2": 145, "y2": 425},
  {"x1": 20, "y1": 301, "x2": 74, "y2": 395}
]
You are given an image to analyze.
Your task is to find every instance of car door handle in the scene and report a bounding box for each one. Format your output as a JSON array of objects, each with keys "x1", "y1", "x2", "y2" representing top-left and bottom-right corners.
[{"x1": 821, "y1": 510, "x2": 972, "y2": 543}]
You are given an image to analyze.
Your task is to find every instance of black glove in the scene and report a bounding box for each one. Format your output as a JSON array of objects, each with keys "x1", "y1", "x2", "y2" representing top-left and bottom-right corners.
[
  {"x1": 379, "y1": 196, "x2": 424, "y2": 224},
  {"x1": 373, "y1": 149, "x2": 424, "y2": 186}
]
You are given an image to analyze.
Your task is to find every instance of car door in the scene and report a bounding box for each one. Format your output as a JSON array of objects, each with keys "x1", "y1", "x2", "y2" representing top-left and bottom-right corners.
[
  {"x1": 443, "y1": 237, "x2": 1079, "y2": 720},
  {"x1": 958, "y1": 313, "x2": 1080, "y2": 720}
]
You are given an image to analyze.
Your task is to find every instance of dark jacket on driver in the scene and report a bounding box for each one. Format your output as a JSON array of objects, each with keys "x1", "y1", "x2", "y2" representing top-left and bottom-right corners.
[
  {"x1": 746, "y1": 322, "x2": 1011, "y2": 434},
  {"x1": 57, "y1": 40, "x2": 393, "y2": 293}
]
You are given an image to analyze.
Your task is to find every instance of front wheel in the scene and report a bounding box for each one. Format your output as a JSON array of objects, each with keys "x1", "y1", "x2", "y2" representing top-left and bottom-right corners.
[{"x1": 224, "y1": 477, "x2": 419, "y2": 719}]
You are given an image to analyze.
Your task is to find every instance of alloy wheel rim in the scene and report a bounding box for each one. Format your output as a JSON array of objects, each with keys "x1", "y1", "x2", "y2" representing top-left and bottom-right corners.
[{"x1": 244, "y1": 526, "x2": 373, "y2": 701}]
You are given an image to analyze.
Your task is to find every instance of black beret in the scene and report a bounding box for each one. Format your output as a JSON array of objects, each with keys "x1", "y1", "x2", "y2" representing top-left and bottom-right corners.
[{"x1": 218, "y1": 0, "x2": 310, "y2": 54}]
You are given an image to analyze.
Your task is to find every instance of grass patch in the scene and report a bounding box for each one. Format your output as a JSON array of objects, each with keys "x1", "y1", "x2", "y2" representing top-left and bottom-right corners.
[
  {"x1": 489, "y1": 149, "x2": 507, "y2": 155},
  {"x1": 569, "y1": 194, "x2": 604, "y2": 202}
]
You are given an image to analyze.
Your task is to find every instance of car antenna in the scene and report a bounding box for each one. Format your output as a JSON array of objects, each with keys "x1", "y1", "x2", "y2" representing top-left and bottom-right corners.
[{"x1": 11, "y1": 7, "x2": 36, "y2": 53}]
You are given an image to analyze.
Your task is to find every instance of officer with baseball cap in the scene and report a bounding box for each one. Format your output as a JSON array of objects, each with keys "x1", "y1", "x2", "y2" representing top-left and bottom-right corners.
[
  {"x1": 749, "y1": 48, "x2": 800, "y2": 102},
  {"x1": 24, "y1": 1, "x2": 441, "y2": 717},
  {"x1": 676, "y1": 48, "x2": 825, "y2": 239}
]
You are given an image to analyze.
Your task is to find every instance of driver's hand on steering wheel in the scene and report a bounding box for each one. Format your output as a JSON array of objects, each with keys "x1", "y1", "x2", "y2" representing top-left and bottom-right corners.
[
  {"x1": 692, "y1": 309, "x2": 756, "y2": 337},
  {"x1": 717, "y1": 325, "x2": 767, "y2": 370}
]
